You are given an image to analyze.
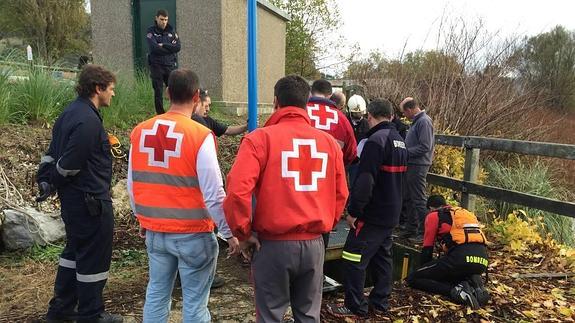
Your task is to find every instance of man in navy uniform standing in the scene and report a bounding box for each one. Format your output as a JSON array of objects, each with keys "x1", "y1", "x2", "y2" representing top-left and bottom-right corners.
[
  {"x1": 147, "y1": 9, "x2": 181, "y2": 114},
  {"x1": 37, "y1": 65, "x2": 122, "y2": 323}
]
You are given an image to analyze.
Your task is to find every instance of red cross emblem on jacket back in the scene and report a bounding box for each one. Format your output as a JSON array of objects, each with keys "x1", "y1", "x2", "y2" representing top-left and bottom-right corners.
[
  {"x1": 139, "y1": 119, "x2": 183, "y2": 168},
  {"x1": 281, "y1": 139, "x2": 328, "y2": 192},
  {"x1": 307, "y1": 104, "x2": 338, "y2": 130}
]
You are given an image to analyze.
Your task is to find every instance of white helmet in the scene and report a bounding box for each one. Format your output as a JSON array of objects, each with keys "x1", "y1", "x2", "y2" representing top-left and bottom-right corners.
[{"x1": 347, "y1": 94, "x2": 366, "y2": 113}]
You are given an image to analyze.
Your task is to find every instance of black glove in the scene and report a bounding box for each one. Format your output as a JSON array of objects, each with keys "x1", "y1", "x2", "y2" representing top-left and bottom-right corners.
[{"x1": 36, "y1": 181, "x2": 55, "y2": 202}]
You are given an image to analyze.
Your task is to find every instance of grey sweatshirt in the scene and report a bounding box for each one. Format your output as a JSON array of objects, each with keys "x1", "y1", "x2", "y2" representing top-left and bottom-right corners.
[{"x1": 405, "y1": 111, "x2": 434, "y2": 166}]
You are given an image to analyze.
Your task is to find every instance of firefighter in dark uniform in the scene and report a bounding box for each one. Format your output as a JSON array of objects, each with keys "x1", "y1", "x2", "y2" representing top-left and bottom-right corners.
[
  {"x1": 147, "y1": 9, "x2": 181, "y2": 115},
  {"x1": 407, "y1": 195, "x2": 490, "y2": 309},
  {"x1": 328, "y1": 99, "x2": 408, "y2": 318},
  {"x1": 36, "y1": 65, "x2": 122, "y2": 323}
]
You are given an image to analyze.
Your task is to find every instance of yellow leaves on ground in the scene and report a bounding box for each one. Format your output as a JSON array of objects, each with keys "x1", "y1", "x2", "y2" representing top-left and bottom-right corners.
[
  {"x1": 551, "y1": 288, "x2": 566, "y2": 300},
  {"x1": 558, "y1": 306, "x2": 574, "y2": 317},
  {"x1": 522, "y1": 309, "x2": 539, "y2": 319}
]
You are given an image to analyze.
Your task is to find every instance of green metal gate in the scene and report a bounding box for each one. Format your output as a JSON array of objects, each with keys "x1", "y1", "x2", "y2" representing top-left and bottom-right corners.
[{"x1": 132, "y1": 0, "x2": 177, "y2": 70}]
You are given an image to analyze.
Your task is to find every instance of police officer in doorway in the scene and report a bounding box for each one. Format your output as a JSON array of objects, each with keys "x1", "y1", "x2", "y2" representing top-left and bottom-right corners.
[
  {"x1": 37, "y1": 65, "x2": 122, "y2": 323},
  {"x1": 147, "y1": 9, "x2": 181, "y2": 114}
]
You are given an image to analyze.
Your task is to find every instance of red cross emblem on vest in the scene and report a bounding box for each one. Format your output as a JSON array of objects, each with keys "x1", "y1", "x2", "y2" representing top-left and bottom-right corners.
[
  {"x1": 308, "y1": 103, "x2": 338, "y2": 130},
  {"x1": 281, "y1": 139, "x2": 328, "y2": 192},
  {"x1": 139, "y1": 120, "x2": 183, "y2": 168}
]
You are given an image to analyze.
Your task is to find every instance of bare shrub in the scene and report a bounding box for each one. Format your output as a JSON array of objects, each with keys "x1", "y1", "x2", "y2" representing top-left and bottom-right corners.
[{"x1": 346, "y1": 18, "x2": 556, "y2": 140}]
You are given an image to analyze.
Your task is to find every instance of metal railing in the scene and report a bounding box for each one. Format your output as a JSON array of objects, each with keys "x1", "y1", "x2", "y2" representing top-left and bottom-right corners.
[{"x1": 428, "y1": 135, "x2": 575, "y2": 218}]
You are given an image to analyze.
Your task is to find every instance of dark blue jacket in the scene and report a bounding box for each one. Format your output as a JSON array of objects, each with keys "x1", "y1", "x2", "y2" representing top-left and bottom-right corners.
[
  {"x1": 146, "y1": 22, "x2": 180, "y2": 67},
  {"x1": 37, "y1": 97, "x2": 112, "y2": 200},
  {"x1": 347, "y1": 121, "x2": 408, "y2": 227}
]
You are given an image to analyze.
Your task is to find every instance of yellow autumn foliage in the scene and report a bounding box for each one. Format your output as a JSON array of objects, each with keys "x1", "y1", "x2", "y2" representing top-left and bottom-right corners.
[
  {"x1": 488, "y1": 210, "x2": 575, "y2": 269},
  {"x1": 489, "y1": 211, "x2": 543, "y2": 253},
  {"x1": 428, "y1": 131, "x2": 487, "y2": 205}
]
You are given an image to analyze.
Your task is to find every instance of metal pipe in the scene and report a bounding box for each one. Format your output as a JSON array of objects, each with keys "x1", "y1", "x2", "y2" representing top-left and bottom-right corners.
[{"x1": 247, "y1": 0, "x2": 258, "y2": 132}]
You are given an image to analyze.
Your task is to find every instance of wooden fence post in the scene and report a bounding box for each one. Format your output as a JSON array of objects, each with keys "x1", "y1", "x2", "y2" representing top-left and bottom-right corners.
[{"x1": 461, "y1": 147, "x2": 480, "y2": 211}]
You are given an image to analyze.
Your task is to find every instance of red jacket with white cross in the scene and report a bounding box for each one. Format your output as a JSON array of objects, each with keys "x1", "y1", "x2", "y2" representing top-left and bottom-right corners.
[
  {"x1": 223, "y1": 107, "x2": 349, "y2": 241},
  {"x1": 306, "y1": 97, "x2": 358, "y2": 166}
]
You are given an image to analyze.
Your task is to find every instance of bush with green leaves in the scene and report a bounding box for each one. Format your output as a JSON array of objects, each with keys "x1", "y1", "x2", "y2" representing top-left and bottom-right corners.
[{"x1": 485, "y1": 158, "x2": 574, "y2": 246}]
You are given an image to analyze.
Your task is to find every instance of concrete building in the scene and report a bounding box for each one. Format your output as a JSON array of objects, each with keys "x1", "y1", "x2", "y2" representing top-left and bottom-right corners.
[{"x1": 91, "y1": 0, "x2": 288, "y2": 115}]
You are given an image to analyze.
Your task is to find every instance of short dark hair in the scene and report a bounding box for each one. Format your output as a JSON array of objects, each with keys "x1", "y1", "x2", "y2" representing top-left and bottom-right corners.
[
  {"x1": 167, "y1": 69, "x2": 200, "y2": 104},
  {"x1": 199, "y1": 89, "x2": 209, "y2": 102},
  {"x1": 156, "y1": 9, "x2": 168, "y2": 17},
  {"x1": 311, "y1": 79, "x2": 332, "y2": 96},
  {"x1": 75, "y1": 65, "x2": 116, "y2": 99},
  {"x1": 330, "y1": 92, "x2": 345, "y2": 108},
  {"x1": 427, "y1": 195, "x2": 447, "y2": 209},
  {"x1": 274, "y1": 75, "x2": 310, "y2": 109},
  {"x1": 402, "y1": 98, "x2": 418, "y2": 110},
  {"x1": 367, "y1": 99, "x2": 393, "y2": 119}
]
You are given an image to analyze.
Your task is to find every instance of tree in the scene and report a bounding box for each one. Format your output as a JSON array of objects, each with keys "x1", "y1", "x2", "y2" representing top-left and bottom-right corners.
[
  {"x1": 517, "y1": 26, "x2": 575, "y2": 110},
  {"x1": 270, "y1": 0, "x2": 348, "y2": 79},
  {"x1": 344, "y1": 18, "x2": 553, "y2": 140},
  {"x1": 0, "y1": 0, "x2": 90, "y2": 64}
]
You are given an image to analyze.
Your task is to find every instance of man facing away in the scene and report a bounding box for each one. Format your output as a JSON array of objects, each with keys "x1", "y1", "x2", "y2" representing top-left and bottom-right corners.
[
  {"x1": 307, "y1": 79, "x2": 357, "y2": 166},
  {"x1": 128, "y1": 69, "x2": 239, "y2": 323},
  {"x1": 37, "y1": 65, "x2": 122, "y2": 323},
  {"x1": 328, "y1": 99, "x2": 407, "y2": 318},
  {"x1": 147, "y1": 9, "x2": 181, "y2": 114},
  {"x1": 330, "y1": 91, "x2": 346, "y2": 111},
  {"x1": 223, "y1": 75, "x2": 349, "y2": 322},
  {"x1": 399, "y1": 97, "x2": 434, "y2": 242}
]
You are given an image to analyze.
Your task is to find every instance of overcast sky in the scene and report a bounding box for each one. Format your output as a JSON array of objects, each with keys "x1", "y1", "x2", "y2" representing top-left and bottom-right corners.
[{"x1": 336, "y1": 0, "x2": 575, "y2": 58}]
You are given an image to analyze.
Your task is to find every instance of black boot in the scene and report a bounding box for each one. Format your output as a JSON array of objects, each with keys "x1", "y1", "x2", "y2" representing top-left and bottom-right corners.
[
  {"x1": 211, "y1": 275, "x2": 225, "y2": 289},
  {"x1": 450, "y1": 281, "x2": 480, "y2": 309},
  {"x1": 77, "y1": 312, "x2": 123, "y2": 323},
  {"x1": 467, "y1": 274, "x2": 490, "y2": 306}
]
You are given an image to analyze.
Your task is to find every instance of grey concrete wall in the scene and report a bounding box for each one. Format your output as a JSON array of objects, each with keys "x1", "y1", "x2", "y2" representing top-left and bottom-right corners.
[
  {"x1": 257, "y1": 7, "x2": 286, "y2": 103},
  {"x1": 177, "y1": 0, "x2": 223, "y2": 100},
  {"x1": 90, "y1": 0, "x2": 285, "y2": 111},
  {"x1": 221, "y1": 0, "x2": 286, "y2": 105},
  {"x1": 91, "y1": 0, "x2": 134, "y2": 74}
]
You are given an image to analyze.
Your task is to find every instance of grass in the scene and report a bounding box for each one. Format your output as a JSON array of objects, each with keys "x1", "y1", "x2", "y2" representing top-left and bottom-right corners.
[
  {"x1": 100, "y1": 69, "x2": 155, "y2": 130},
  {"x1": 0, "y1": 61, "x2": 157, "y2": 130},
  {"x1": 0, "y1": 243, "x2": 64, "y2": 265},
  {"x1": 11, "y1": 66, "x2": 74, "y2": 125},
  {"x1": 484, "y1": 158, "x2": 575, "y2": 246}
]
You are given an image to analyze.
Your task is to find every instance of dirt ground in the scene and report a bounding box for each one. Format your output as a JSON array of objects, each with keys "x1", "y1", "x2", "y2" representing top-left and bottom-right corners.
[{"x1": 1, "y1": 124, "x2": 574, "y2": 322}]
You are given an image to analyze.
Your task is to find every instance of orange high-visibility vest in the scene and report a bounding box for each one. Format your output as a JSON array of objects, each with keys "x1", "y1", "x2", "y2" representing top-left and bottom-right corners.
[{"x1": 130, "y1": 112, "x2": 215, "y2": 233}]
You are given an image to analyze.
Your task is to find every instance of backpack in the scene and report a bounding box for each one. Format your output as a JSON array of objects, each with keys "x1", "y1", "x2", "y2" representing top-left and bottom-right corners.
[{"x1": 437, "y1": 206, "x2": 487, "y2": 248}]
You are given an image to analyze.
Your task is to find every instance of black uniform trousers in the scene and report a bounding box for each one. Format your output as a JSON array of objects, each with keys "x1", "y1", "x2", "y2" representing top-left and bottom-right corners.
[
  {"x1": 407, "y1": 243, "x2": 488, "y2": 297},
  {"x1": 150, "y1": 64, "x2": 174, "y2": 114},
  {"x1": 342, "y1": 222, "x2": 393, "y2": 316},
  {"x1": 47, "y1": 189, "x2": 114, "y2": 322}
]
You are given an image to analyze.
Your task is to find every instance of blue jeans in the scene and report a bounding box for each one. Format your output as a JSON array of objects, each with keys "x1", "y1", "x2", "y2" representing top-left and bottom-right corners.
[{"x1": 143, "y1": 231, "x2": 218, "y2": 323}]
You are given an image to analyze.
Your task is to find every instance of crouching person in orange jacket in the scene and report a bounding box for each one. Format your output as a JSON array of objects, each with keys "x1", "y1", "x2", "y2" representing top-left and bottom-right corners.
[
  {"x1": 407, "y1": 195, "x2": 490, "y2": 309},
  {"x1": 223, "y1": 75, "x2": 349, "y2": 323}
]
